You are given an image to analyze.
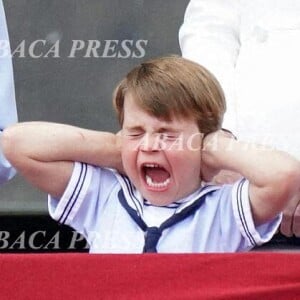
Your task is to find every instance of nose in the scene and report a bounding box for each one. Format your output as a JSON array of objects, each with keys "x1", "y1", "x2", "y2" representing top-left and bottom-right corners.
[{"x1": 140, "y1": 133, "x2": 161, "y2": 152}]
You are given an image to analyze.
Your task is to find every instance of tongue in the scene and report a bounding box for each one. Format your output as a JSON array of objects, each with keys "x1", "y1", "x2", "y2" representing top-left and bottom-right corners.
[{"x1": 146, "y1": 167, "x2": 170, "y2": 183}]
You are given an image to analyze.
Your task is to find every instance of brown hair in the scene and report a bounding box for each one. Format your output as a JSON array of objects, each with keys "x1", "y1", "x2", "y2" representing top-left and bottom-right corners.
[{"x1": 113, "y1": 56, "x2": 226, "y2": 135}]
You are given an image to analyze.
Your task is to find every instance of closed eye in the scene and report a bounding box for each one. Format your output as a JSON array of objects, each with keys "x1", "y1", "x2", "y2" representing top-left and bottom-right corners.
[
  {"x1": 161, "y1": 133, "x2": 180, "y2": 140},
  {"x1": 126, "y1": 132, "x2": 144, "y2": 138}
]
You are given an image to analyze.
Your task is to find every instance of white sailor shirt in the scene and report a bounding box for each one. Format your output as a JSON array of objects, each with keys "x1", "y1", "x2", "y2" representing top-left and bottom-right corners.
[{"x1": 48, "y1": 162, "x2": 281, "y2": 253}]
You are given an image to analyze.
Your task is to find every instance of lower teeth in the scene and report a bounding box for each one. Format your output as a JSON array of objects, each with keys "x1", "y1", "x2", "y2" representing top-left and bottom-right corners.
[{"x1": 146, "y1": 175, "x2": 170, "y2": 188}]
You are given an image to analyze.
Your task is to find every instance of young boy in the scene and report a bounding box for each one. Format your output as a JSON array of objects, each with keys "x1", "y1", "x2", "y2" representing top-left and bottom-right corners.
[{"x1": 2, "y1": 56, "x2": 300, "y2": 253}]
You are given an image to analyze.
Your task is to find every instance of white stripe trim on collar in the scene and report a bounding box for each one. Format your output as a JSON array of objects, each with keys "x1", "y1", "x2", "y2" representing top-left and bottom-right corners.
[{"x1": 112, "y1": 170, "x2": 220, "y2": 217}]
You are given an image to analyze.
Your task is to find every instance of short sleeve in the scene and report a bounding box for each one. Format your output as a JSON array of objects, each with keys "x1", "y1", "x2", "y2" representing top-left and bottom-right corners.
[
  {"x1": 231, "y1": 179, "x2": 281, "y2": 249},
  {"x1": 48, "y1": 162, "x2": 119, "y2": 243}
]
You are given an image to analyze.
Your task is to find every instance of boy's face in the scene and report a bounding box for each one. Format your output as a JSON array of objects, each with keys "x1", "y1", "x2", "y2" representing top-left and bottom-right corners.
[{"x1": 121, "y1": 93, "x2": 202, "y2": 206}]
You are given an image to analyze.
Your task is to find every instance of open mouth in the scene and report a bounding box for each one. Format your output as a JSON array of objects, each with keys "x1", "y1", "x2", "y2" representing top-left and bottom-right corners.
[{"x1": 142, "y1": 163, "x2": 171, "y2": 189}]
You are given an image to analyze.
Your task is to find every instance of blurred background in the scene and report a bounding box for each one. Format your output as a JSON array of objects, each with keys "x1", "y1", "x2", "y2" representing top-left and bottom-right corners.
[
  {"x1": 1, "y1": 1, "x2": 298, "y2": 252},
  {"x1": 0, "y1": 0, "x2": 189, "y2": 215}
]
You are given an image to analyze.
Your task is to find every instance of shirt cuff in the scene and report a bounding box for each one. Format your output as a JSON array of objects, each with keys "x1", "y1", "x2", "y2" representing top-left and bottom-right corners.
[
  {"x1": 48, "y1": 162, "x2": 93, "y2": 225},
  {"x1": 232, "y1": 178, "x2": 282, "y2": 247}
]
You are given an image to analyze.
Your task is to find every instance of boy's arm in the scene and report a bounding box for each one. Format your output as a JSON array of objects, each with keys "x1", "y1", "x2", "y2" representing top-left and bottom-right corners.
[
  {"x1": 202, "y1": 130, "x2": 300, "y2": 225},
  {"x1": 1, "y1": 122, "x2": 122, "y2": 198}
]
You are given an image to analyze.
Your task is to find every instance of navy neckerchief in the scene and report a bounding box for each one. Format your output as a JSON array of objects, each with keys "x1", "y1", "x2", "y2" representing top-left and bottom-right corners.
[{"x1": 114, "y1": 173, "x2": 219, "y2": 253}]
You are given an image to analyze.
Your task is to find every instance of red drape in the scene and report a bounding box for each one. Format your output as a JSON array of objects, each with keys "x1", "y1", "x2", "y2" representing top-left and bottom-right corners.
[{"x1": 1, "y1": 253, "x2": 300, "y2": 299}]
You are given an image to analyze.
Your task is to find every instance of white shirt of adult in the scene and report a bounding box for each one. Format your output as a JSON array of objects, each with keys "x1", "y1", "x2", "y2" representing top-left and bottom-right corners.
[
  {"x1": 179, "y1": 0, "x2": 300, "y2": 159},
  {"x1": 0, "y1": 0, "x2": 17, "y2": 184}
]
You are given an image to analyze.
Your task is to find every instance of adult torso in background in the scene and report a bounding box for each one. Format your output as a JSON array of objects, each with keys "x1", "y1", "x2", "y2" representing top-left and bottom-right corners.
[{"x1": 235, "y1": 0, "x2": 300, "y2": 158}]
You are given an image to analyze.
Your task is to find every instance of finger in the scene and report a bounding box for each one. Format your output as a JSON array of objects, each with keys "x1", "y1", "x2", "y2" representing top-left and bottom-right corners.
[
  {"x1": 213, "y1": 170, "x2": 242, "y2": 185},
  {"x1": 200, "y1": 163, "x2": 218, "y2": 183},
  {"x1": 292, "y1": 201, "x2": 300, "y2": 237}
]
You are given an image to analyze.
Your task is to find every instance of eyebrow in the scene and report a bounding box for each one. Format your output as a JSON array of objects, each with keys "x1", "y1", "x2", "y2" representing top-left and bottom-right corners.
[
  {"x1": 157, "y1": 127, "x2": 179, "y2": 133},
  {"x1": 123, "y1": 126, "x2": 144, "y2": 132}
]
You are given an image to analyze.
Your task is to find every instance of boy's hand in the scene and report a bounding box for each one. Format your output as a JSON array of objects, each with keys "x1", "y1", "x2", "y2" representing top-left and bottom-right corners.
[
  {"x1": 212, "y1": 169, "x2": 242, "y2": 185},
  {"x1": 200, "y1": 130, "x2": 234, "y2": 182}
]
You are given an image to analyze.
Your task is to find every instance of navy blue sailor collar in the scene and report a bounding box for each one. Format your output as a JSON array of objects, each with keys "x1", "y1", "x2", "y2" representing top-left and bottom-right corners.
[{"x1": 113, "y1": 171, "x2": 221, "y2": 217}]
